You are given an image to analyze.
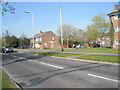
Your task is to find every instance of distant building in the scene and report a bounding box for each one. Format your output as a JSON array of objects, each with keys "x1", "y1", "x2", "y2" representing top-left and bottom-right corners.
[
  {"x1": 30, "y1": 31, "x2": 60, "y2": 49},
  {"x1": 101, "y1": 36, "x2": 111, "y2": 47},
  {"x1": 108, "y1": 4, "x2": 120, "y2": 49}
]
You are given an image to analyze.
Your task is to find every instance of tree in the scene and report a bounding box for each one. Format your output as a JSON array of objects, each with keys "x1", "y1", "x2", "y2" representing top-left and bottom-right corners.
[
  {"x1": 109, "y1": 17, "x2": 114, "y2": 48},
  {"x1": 0, "y1": 37, "x2": 2, "y2": 47},
  {"x1": 92, "y1": 13, "x2": 110, "y2": 38},
  {"x1": 86, "y1": 24, "x2": 99, "y2": 42},
  {"x1": 57, "y1": 24, "x2": 84, "y2": 48},
  {"x1": 2, "y1": 30, "x2": 19, "y2": 47},
  {"x1": 2, "y1": 30, "x2": 10, "y2": 46},
  {"x1": 0, "y1": 1, "x2": 15, "y2": 16},
  {"x1": 8, "y1": 36, "x2": 19, "y2": 48},
  {"x1": 19, "y1": 33, "x2": 30, "y2": 47},
  {"x1": 86, "y1": 13, "x2": 111, "y2": 46}
]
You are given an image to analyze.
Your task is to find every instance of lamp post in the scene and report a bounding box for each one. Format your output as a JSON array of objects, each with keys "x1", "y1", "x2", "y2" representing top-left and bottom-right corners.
[
  {"x1": 1, "y1": 26, "x2": 6, "y2": 46},
  {"x1": 24, "y1": 11, "x2": 35, "y2": 49}
]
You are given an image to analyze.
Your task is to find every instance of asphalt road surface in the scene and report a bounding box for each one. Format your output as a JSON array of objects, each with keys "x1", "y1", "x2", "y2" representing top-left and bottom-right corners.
[{"x1": 0, "y1": 51, "x2": 119, "y2": 89}]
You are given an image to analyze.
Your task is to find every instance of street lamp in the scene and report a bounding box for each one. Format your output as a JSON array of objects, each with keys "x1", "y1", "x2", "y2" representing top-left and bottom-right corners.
[
  {"x1": 24, "y1": 11, "x2": 35, "y2": 49},
  {"x1": 1, "y1": 27, "x2": 6, "y2": 46}
]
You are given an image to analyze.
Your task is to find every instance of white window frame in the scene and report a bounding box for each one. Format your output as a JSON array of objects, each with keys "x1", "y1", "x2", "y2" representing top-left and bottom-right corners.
[
  {"x1": 35, "y1": 43, "x2": 39, "y2": 48},
  {"x1": 118, "y1": 14, "x2": 120, "y2": 19},
  {"x1": 102, "y1": 41, "x2": 105, "y2": 45},
  {"x1": 115, "y1": 39, "x2": 120, "y2": 45},
  {"x1": 39, "y1": 38, "x2": 41, "y2": 41},
  {"x1": 52, "y1": 37, "x2": 54, "y2": 40},
  {"x1": 36, "y1": 38, "x2": 39, "y2": 41},
  {"x1": 44, "y1": 43, "x2": 47, "y2": 46},
  {"x1": 114, "y1": 15, "x2": 118, "y2": 20},
  {"x1": 114, "y1": 26, "x2": 120, "y2": 32}
]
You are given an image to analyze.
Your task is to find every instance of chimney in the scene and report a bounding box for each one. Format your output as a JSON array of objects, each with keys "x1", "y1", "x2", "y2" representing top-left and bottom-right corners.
[
  {"x1": 40, "y1": 30, "x2": 42, "y2": 33},
  {"x1": 114, "y1": 5, "x2": 118, "y2": 11}
]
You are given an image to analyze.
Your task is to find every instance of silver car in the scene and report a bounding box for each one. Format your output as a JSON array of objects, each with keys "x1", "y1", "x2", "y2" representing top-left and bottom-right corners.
[
  {"x1": 2, "y1": 46, "x2": 14, "y2": 53},
  {"x1": 76, "y1": 44, "x2": 86, "y2": 49}
]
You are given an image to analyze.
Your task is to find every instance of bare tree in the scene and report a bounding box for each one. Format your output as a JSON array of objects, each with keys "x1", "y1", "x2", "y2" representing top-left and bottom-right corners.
[{"x1": 57, "y1": 24, "x2": 85, "y2": 48}]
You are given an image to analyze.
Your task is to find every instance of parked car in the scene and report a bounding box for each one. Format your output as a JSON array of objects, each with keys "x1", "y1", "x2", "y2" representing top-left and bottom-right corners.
[
  {"x1": 2, "y1": 46, "x2": 14, "y2": 53},
  {"x1": 93, "y1": 43, "x2": 100, "y2": 48},
  {"x1": 76, "y1": 44, "x2": 86, "y2": 49},
  {"x1": 19, "y1": 46, "x2": 28, "y2": 49}
]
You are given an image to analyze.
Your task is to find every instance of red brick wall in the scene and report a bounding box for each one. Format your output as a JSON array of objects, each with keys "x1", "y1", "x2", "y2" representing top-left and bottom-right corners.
[
  {"x1": 42, "y1": 31, "x2": 60, "y2": 48},
  {"x1": 114, "y1": 32, "x2": 120, "y2": 39},
  {"x1": 111, "y1": 15, "x2": 120, "y2": 49},
  {"x1": 111, "y1": 16, "x2": 120, "y2": 27}
]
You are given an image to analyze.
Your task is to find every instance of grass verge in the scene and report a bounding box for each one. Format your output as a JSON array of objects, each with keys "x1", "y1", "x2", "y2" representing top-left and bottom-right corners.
[
  {"x1": 0, "y1": 68, "x2": 17, "y2": 89},
  {"x1": 33, "y1": 52, "x2": 80, "y2": 57},
  {"x1": 75, "y1": 55, "x2": 119, "y2": 63},
  {"x1": 63, "y1": 48, "x2": 119, "y2": 54}
]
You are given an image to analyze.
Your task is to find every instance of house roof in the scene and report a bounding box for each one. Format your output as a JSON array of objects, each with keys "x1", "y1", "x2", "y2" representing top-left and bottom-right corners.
[
  {"x1": 33, "y1": 31, "x2": 53, "y2": 38},
  {"x1": 107, "y1": 9, "x2": 120, "y2": 16}
]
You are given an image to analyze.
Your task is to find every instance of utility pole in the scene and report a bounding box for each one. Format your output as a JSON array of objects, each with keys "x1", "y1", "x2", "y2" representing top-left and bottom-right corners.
[
  {"x1": 32, "y1": 13, "x2": 35, "y2": 49},
  {"x1": 1, "y1": 27, "x2": 6, "y2": 46},
  {"x1": 59, "y1": 6, "x2": 64, "y2": 52}
]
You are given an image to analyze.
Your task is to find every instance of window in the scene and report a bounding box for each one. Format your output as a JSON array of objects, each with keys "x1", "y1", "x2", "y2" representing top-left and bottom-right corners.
[
  {"x1": 39, "y1": 38, "x2": 41, "y2": 41},
  {"x1": 44, "y1": 43, "x2": 47, "y2": 46},
  {"x1": 102, "y1": 41, "x2": 105, "y2": 44},
  {"x1": 35, "y1": 43, "x2": 39, "y2": 48},
  {"x1": 114, "y1": 14, "x2": 120, "y2": 20},
  {"x1": 114, "y1": 15, "x2": 118, "y2": 20},
  {"x1": 118, "y1": 14, "x2": 120, "y2": 19},
  {"x1": 52, "y1": 37, "x2": 54, "y2": 40},
  {"x1": 115, "y1": 39, "x2": 120, "y2": 45},
  {"x1": 114, "y1": 26, "x2": 120, "y2": 32},
  {"x1": 36, "y1": 38, "x2": 39, "y2": 41}
]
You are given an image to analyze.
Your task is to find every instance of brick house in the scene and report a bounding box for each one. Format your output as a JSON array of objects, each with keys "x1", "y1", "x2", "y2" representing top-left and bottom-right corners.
[
  {"x1": 101, "y1": 36, "x2": 111, "y2": 47},
  {"x1": 108, "y1": 4, "x2": 120, "y2": 49},
  {"x1": 30, "y1": 31, "x2": 60, "y2": 49}
]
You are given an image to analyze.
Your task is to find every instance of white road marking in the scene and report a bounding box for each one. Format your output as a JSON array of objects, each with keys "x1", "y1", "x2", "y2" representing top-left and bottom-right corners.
[
  {"x1": 28, "y1": 60, "x2": 32, "y2": 61},
  {"x1": 12, "y1": 55, "x2": 17, "y2": 57},
  {"x1": 40, "y1": 62, "x2": 64, "y2": 69},
  {"x1": 19, "y1": 57, "x2": 26, "y2": 59},
  {"x1": 88, "y1": 74, "x2": 120, "y2": 82}
]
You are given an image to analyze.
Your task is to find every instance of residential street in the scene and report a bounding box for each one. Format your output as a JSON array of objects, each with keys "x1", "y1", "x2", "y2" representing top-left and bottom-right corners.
[{"x1": 0, "y1": 51, "x2": 119, "y2": 88}]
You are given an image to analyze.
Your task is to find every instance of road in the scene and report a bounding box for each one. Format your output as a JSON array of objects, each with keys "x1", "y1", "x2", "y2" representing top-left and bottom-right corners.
[{"x1": 0, "y1": 51, "x2": 119, "y2": 89}]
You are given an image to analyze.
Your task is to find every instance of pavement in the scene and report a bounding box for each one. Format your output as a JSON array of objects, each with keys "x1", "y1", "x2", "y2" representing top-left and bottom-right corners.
[
  {"x1": 62, "y1": 52, "x2": 120, "y2": 56},
  {"x1": 15, "y1": 49, "x2": 120, "y2": 56},
  {"x1": 0, "y1": 51, "x2": 119, "y2": 89}
]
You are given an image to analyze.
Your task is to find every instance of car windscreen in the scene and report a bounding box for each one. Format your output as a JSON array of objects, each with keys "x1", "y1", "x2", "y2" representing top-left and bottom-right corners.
[{"x1": 4, "y1": 46, "x2": 11, "y2": 48}]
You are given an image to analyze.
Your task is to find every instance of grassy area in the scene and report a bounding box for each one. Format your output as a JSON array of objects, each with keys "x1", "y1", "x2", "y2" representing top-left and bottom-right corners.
[
  {"x1": 63, "y1": 48, "x2": 119, "y2": 54},
  {"x1": 33, "y1": 52, "x2": 119, "y2": 63},
  {"x1": 75, "y1": 55, "x2": 119, "y2": 63},
  {"x1": 0, "y1": 68, "x2": 17, "y2": 89},
  {"x1": 33, "y1": 52, "x2": 80, "y2": 57}
]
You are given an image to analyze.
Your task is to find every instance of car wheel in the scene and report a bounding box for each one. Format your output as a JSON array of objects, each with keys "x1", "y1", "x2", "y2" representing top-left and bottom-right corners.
[{"x1": 4, "y1": 50, "x2": 7, "y2": 53}]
